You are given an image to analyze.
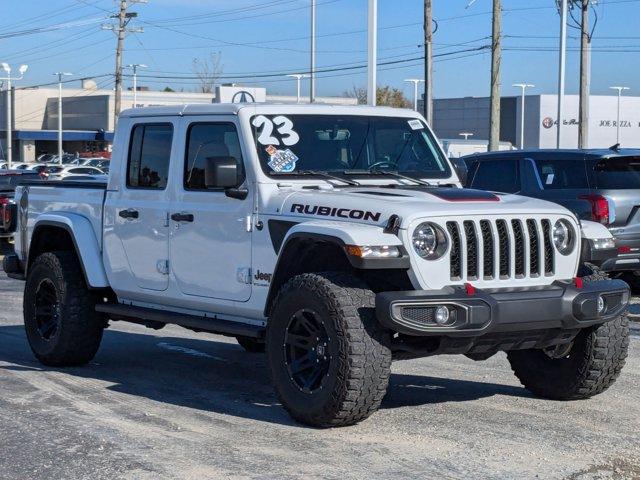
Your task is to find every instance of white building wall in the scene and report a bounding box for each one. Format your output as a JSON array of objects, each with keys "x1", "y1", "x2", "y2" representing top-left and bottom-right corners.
[{"x1": 537, "y1": 94, "x2": 640, "y2": 149}]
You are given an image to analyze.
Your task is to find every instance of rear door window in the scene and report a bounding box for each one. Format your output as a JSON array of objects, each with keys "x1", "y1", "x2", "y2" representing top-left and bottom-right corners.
[
  {"x1": 469, "y1": 159, "x2": 520, "y2": 193},
  {"x1": 127, "y1": 123, "x2": 173, "y2": 189},
  {"x1": 590, "y1": 156, "x2": 640, "y2": 189},
  {"x1": 533, "y1": 159, "x2": 589, "y2": 189}
]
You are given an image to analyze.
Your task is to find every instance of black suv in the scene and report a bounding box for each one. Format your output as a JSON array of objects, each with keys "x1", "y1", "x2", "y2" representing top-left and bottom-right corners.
[{"x1": 462, "y1": 148, "x2": 640, "y2": 283}]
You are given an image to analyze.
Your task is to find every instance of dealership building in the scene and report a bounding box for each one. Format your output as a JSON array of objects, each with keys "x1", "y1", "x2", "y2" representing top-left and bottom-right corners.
[
  {"x1": 0, "y1": 82, "x2": 356, "y2": 163},
  {"x1": 430, "y1": 94, "x2": 640, "y2": 150}
]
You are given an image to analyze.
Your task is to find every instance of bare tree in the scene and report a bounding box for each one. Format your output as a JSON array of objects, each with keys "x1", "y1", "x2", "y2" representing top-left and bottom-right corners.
[
  {"x1": 191, "y1": 52, "x2": 223, "y2": 94},
  {"x1": 344, "y1": 86, "x2": 368, "y2": 105},
  {"x1": 345, "y1": 86, "x2": 411, "y2": 108}
]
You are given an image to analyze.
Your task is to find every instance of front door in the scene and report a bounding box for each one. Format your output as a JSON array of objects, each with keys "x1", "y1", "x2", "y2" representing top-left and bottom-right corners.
[
  {"x1": 169, "y1": 120, "x2": 253, "y2": 302},
  {"x1": 104, "y1": 120, "x2": 175, "y2": 294}
]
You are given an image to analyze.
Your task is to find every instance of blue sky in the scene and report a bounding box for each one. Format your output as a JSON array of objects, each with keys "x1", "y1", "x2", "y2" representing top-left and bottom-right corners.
[{"x1": 2, "y1": 0, "x2": 639, "y2": 99}]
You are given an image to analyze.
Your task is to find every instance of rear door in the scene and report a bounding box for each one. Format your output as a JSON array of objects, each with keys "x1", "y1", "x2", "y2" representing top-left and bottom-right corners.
[{"x1": 104, "y1": 120, "x2": 176, "y2": 294}]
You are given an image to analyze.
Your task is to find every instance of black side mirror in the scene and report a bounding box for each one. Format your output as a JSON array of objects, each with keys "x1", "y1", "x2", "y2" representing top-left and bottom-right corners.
[{"x1": 205, "y1": 156, "x2": 239, "y2": 189}]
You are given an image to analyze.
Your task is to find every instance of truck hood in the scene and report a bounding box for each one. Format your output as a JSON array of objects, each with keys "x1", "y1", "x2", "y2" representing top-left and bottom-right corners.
[{"x1": 269, "y1": 187, "x2": 575, "y2": 227}]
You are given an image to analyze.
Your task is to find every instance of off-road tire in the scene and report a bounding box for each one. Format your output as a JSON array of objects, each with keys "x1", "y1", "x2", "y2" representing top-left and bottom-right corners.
[
  {"x1": 24, "y1": 251, "x2": 105, "y2": 367},
  {"x1": 266, "y1": 272, "x2": 392, "y2": 427},
  {"x1": 236, "y1": 336, "x2": 265, "y2": 353},
  {"x1": 507, "y1": 269, "x2": 629, "y2": 400}
]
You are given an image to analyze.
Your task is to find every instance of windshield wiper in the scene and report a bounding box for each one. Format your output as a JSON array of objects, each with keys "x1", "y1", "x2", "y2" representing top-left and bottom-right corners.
[
  {"x1": 344, "y1": 169, "x2": 432, "y2": 186},
  {"x1": 272, "y1": 170, "x2": 360, "y2": 186}
]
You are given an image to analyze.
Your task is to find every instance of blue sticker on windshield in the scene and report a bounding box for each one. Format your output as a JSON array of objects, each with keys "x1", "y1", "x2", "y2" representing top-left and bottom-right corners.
[{"x1": 267, "y1": 146, "x2": 299, "y2": 173}]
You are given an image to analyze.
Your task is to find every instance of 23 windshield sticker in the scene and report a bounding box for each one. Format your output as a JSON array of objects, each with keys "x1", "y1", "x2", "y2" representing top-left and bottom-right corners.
[{"x1": 253, "y1": 115, "x2": 301, "y2": 172}]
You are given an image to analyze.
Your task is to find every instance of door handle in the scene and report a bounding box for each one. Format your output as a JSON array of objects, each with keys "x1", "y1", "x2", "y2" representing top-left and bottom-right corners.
[
  {"x1": 118, "y1": 208, "x2": 139, "y2": 219},
  {"x1": 171, "y1": 212, "x2": 194, "y2": 223}
]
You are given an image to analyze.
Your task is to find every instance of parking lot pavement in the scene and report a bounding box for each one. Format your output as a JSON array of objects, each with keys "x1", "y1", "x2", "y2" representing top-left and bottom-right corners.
[{"x1": 0, "y1": 271, "x2": 639, "y2": 480}]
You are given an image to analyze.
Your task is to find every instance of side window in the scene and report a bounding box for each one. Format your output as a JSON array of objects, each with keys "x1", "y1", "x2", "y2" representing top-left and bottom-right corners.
[
  {"x1": 184, "y1": 122, "x2": 244, "y2": 190},
  {"x1": 470, "y1": 159, "x2": 520, "y2": 193},
  {"x1": 127, "y1": 123, "x2": 173, "y2": 189}
]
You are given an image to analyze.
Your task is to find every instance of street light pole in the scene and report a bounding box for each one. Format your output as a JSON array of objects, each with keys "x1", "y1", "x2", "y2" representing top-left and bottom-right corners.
[
  {"x1": 610, "y1": 86, "x2": 630, "y2": 145},
  {"x1": 513, "y1": 83, "x2": 534, "y2": 149},
  {"x1": 557, "y1": 0, "x2": 568, "y2": 148},
  {"x1": 126, "y1": 64, "x2": 147, "y2": 108},
  {"x1": 404, "y1": 78, "x2": 425, "y2": 112},
  {"x1": 1, "y1": 63, "x2": 28, "y2": 169},
  {"x1": 286, "y1": 74, "x2": 309, "y2": 103},
  {"x1": 53, "y1": 72, "x2": 73, "y2": 164},
  {"x1": 367, "y1": 0, "x2": 377, "y2": 106}
]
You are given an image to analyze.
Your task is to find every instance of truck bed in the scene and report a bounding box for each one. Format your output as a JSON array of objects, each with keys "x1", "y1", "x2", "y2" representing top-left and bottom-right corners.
[{"x1": 15, "y1": 181, "x2": 107, "y2": 257}]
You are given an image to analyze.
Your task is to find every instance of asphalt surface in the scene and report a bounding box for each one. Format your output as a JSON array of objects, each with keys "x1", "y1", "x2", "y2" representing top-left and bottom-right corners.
[{"x1": 1, "y1": 250, "x2": 639, "y2": 479}]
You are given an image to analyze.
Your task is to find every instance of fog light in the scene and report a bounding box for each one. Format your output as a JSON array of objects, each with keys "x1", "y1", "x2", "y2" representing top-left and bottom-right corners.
[
  {"x1": 597, "y1": 296, "x2": 606, "y2": 314},
  {"x1": 435, "y1": 306, "x2": 450, "y2": 325}
]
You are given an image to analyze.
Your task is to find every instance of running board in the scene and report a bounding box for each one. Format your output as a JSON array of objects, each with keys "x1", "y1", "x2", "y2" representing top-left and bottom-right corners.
[{"x1": 95, "y1": 303, "x2": 265, "y2": 339}]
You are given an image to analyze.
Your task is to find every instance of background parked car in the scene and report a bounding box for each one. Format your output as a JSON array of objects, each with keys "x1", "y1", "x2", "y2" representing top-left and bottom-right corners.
[
  {"x1": 45, "y1": 165, "x2": 105, "y2": 180},
  {"x1": 0, "y1": 170, "x2": 43, "y2": 246},
  {"x1": 462, "y1": 148, "x2": 640, "y2": 287}
]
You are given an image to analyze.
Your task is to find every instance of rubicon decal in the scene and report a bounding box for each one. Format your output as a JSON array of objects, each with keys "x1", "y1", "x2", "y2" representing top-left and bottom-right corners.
[{"x1": 291, "y1": 204, "x2": 382, "y2": 222}]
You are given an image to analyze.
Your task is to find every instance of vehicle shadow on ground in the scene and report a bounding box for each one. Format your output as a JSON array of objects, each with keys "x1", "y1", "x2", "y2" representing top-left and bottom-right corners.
[{"x1": 0, "y1": 324, "x2": 530, "y2": 426}]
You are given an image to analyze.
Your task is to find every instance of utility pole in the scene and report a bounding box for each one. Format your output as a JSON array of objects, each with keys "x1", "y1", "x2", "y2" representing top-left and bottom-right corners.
[
  {"x1": 578, "y1": 0, "x2": 590, "y2": 148},
  {"x1": 103, "y1": 0, "x2": 145, "y2": 125},
  {"x1": 310, "y1": 0, "x2": 316, "y2": 103},
  {"x1": 557, "y1": 0, "x2": 568, "y2": 148},
  {"x1": 367, "y1": 0, "x2": 378, "y2": 106},
  {"x1": 54, "y1": 72, "x2": 73, "y2": 164},
  {"x1": 488, "y1": 0, "x2": 501, "y2": 151},
  {"x1": 423, "y1": 0, "x2": 433, "y2": 125}
]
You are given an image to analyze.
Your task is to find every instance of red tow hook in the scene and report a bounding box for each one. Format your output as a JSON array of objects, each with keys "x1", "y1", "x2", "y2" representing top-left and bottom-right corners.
[
  {"x1": 574, "y1": 277, "x2": 584, "y2": 289},
  {"x1": 465, "y1": 282, "x2": 476, "y2": 296}
]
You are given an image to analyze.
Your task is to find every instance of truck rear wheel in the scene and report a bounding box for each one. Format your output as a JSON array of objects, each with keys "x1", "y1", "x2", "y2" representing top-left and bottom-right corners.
[
  {"x1": 24, "y1": 251, "x2": 105, "y2": 367},
  {"x1": 266, "y1": 272, "x2": 391, "y2": 427}
]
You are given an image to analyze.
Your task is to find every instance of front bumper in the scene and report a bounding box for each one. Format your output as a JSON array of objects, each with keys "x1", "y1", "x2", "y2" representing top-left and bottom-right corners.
[
  {"x1": 376, "y1": 279, "x2": 629, "y2": 337},
  {"x1": 600, "y1": 236, "x2": 640, "y2": 272}
]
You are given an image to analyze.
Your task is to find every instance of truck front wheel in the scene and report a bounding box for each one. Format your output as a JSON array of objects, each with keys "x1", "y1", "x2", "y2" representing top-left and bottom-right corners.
[
  {"x1": 24, "y1": 251, "x2": 105, "y2": 367},
  {"x1": 507, "y1": 269, "x2": 629, "y2": 400},
  {"x1": 266, "y1": 272, "x2": 391, "y2": 427}
]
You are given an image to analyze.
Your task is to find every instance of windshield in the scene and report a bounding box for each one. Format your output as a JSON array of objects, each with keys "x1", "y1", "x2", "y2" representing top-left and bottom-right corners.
[
  {"x1": 591, "y1": 156, "x2": 640, "y2": 189},
  {"x1": 251, "y1": 115, "x2": 451, "y2": 179}
]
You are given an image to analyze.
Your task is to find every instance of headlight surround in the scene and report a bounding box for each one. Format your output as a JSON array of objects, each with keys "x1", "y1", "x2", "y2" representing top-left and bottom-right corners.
[
  {"x1": 553, "y1": 219, "x2": 576, "y2": 255},
  {"x1": 412, "y1": 222, "x2": 448, "y2": 260}
]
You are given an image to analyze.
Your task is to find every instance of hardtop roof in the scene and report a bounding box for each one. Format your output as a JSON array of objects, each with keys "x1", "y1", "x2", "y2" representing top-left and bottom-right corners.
[{"x1": 118, "y1": 102, "x2": 420, "y2": 118}]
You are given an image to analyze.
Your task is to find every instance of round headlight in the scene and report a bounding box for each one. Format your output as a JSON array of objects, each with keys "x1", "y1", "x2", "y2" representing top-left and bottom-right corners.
[
  {"x1": 412, "y1": 222, "x2": 447, "y2": 260},
  {"x1": 553, "y1": 219, "x2": 576, "y2": 255}
]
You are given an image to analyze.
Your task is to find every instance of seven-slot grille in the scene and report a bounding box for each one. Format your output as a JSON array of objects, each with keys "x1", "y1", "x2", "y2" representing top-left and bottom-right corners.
[{"x1": 446, "y1": 218, "x2": 554, "y2": 281}]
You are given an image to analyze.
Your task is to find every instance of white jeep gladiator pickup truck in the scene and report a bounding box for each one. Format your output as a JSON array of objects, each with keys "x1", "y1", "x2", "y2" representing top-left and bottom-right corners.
[{"x1": 3, "y1": 103, "x2": 630, "y2": 427}]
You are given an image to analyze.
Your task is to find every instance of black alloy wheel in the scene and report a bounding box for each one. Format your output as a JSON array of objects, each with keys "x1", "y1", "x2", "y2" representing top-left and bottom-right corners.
[
  {"x1": 284, "y1": 309, "x2": 331, "y2": 394},
  {"x1": 34, "y1": 279, "x2": 61, "y2": 341}
]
